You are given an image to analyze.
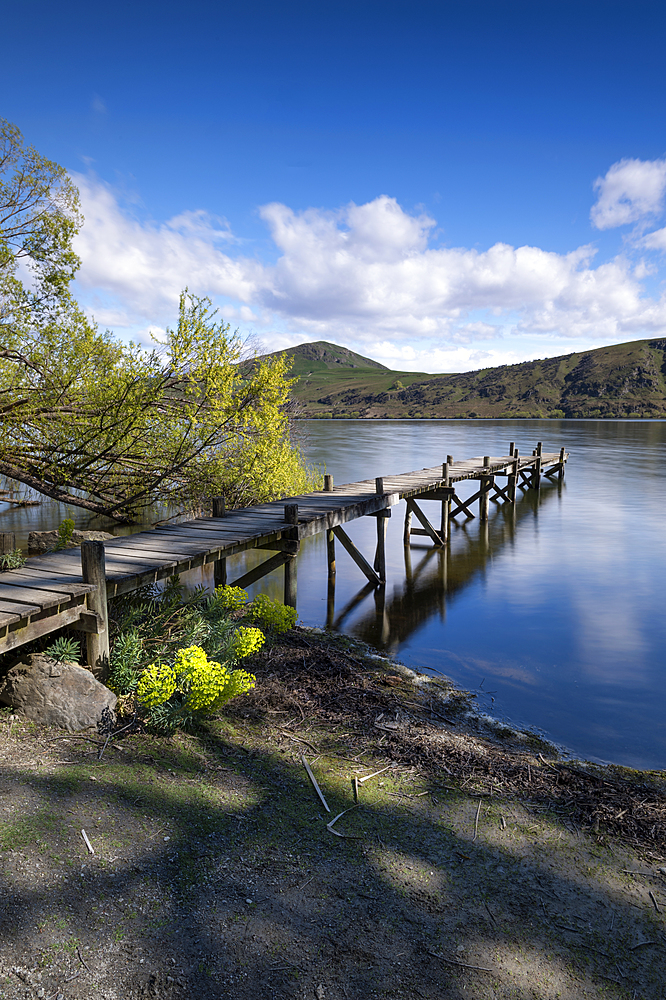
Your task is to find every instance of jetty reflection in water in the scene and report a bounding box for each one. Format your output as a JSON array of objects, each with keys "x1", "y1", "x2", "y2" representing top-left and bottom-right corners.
[{"x1": 329, "y1": 480, "x2": 557, "y2": 652}]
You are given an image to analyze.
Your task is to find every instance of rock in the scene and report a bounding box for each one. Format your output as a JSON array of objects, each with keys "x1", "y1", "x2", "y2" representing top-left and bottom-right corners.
[
  {"x1": 0, "y1": 653, "x2": 116, "y2": 731},
  {"x1": 27, "y1": 529, "x2": 115, "y2": 555}
]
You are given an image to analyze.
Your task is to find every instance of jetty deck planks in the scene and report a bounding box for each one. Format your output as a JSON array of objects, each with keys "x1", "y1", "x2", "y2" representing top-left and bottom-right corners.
[{"x1": 0, "y1": 449, "x2": 567, "y2": 656}]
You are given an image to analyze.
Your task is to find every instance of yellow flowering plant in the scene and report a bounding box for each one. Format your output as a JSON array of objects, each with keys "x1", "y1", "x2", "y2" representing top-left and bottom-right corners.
[
  {"x1": 109, "y1": 579, "x2": 297, "y2": 730},
  {"x1": 249, "y1": 593, "x2": 298, "y2": 633}
]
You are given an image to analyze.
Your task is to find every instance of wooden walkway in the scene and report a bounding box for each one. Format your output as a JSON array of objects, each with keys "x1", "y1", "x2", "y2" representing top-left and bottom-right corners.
[{"x1": 0, "y1": 443, "x2": 567, "y2": 668}]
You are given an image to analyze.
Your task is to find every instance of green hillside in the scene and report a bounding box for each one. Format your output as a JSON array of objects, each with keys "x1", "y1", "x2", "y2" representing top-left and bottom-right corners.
[{"x1": 266, "y1": 338, "x2": 666, "y2": 419}]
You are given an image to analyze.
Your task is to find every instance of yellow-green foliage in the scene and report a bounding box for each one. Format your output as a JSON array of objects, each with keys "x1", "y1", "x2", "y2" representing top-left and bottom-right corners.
[
  {"x1": 136, "y1": 663, "x2": 177, "y2": 708},
  {"x1": 136, "y1": 642, "x2": 257, "y2": 722},
  {"x1": 229, "y1": 626, "x2": 265, "y2": 658},
  {"x1": 176, "y1": 645, "x2": 228, "y2": 711},
  {"x1": 213, "y1": 585, "x2": 248, "y2": 611},
  {"x1": 0, "y1": 284, "x2": 322, "y2": 521},
  {"x1": 250, "y1": 593, "x2": 298, "y2": 633}
]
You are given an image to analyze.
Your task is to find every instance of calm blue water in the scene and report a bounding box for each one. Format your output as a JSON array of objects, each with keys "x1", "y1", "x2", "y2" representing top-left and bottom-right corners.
[
  {"x1": 292, "y1": 420, "x2": 666, "y2": 770},
  {"x1": 2, "y1": 419, "x2": 664, "y2": 769}
]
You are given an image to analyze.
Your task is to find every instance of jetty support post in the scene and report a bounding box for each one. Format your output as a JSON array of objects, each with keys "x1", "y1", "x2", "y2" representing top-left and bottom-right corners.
[
  {"x1": 558, "y1": 446, "x2": 566, "y2": 480},
  {"x1": 440, "y1": 462, "x2": 450, "y2": 541},
  {"x1": 403, "y1": 505, "x2": 412, "y2": 545},
  {"x1": 323, "y1": 475, "x2": 336, "y2": 582},
  {"x1": 479, "y1": 456, "x2": 491, "y2": 521},
  {"x1": 284, "y1": 504, "x2": 299, "y2": 608},
  {"x1": 212, "y1": 496, "x2": 227, "y2": 587},
  {"x1": 508, "y1": 448, "x2": 519, "y2": 502},
  {"x1": 81, "y1": 540, "x2": 110, "y2": 680},
  {"x1": 0, "y1": 533, "x2": 16, "y2": 558},
  {"x1": 373, "y1": 478, "x2": 387, "y2": 584},
  {"x1": 532, "y1": 441, "x2": 543, "y2": 491}
]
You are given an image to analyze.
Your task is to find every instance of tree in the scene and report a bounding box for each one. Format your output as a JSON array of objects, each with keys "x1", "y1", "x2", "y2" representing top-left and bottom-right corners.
[
  {"x1": 0, "y1": 291, "x2": 320, "y2": 521},
  {"x1": 1, "y1": 118, "x2": 82, "y2": 333},
  {"x1": 0, "y1": 120, "x2": 320, "y2": 520}
]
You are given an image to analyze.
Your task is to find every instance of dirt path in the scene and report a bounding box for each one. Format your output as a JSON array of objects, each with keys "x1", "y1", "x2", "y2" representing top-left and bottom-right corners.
[{"x1": 0, "y1": 629, "x2": 664, "y2": 999}]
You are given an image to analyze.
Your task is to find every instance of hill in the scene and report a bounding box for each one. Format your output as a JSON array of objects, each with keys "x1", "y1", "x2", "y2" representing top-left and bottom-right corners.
[{"x1": 265, "y1": 338, "x2": 666, "y2": 419}]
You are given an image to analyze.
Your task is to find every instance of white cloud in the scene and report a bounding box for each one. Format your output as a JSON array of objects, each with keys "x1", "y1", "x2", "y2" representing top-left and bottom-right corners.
[
  {"x1": 72, "y1": 175, "x2": 666, "y2": 372},
  {"x1": 591, "y1": 157, "x2": 666, "y2": 230},
  {"x1": 73, "y1": 174, "x2": 259, "y2": 321},
  {"x1": 642, "y1": 226, "x2": 666, "y2": 251}
]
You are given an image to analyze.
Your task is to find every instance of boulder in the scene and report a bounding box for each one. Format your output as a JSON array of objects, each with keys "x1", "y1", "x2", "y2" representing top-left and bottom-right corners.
[
  {"x1": 0, "y1": 653, "x2": 116, "y2": 732},
  {"x1": 28, "y1": 529, "x2": 115, "y2": 555}
]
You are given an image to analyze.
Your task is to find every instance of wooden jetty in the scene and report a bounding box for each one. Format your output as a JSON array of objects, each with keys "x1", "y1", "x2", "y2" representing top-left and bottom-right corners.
[{"x1": 0, "y1": 442, "x2": 567, "y2": 674}]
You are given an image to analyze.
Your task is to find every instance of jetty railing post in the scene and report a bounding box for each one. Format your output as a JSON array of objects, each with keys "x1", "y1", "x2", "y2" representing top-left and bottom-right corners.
[
  {"x1": 509, "y1": 448, "x2": 519, "y2": 502},
  {"x1": 558, "y1": 446, "x2": 566, "y2": 480},
  {"x1": 441, "y1": 462, "x2": 450, "y2": 541},
  {"x1": 533, "y1": 441, "x2": 543, "y2": 491},
  {"x1": 284, "y1": 504, "x2": 298, "y2": 608},
  {"x1": 0, "y1": 533, "x2": 16, "y2": 557},
  {"x1": 374, "y1": 478, "x2": 387, "y2": 584},
  {"x1": 509, "y1": 442, "x2": 515, "y2": 456},
  {"x1": 81, "y1": 540, "x2": 110, "y2": 680},
  {"x1": 479, "y1": 456, "x2": 491, "y2": 521},
  {"x1": 212, "y1": 496, "x2": 227, "y2": 587}
]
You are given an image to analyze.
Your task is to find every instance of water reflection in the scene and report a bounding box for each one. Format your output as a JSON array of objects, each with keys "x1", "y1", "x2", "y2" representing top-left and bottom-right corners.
[{"x1": 333, "y1": 480, "x2": 559, "y2": 652}]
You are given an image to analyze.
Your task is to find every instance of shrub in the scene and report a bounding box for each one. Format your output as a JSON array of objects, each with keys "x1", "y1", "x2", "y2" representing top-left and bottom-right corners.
[
  {"x1": 249, "y1": 593, "x2": 298, "y2": 633},
  {"x1": 0, "y1": 548, "x2": 25, "y2": 571},
  {"x1": 213, "y1": 585, "x2": 248, "y2": 611},
  {"x1": 55, "y1": 518, "x2": 75, "y2": 550},
  {"x1": 107, "y1": 579, "x2": 265, "y2": 731},
  {"x1": 135, "y1": 643, "x2": 256, "y2": 730}
]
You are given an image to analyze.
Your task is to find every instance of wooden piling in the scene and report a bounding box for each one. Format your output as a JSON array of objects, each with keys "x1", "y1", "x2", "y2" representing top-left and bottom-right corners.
[
  {"x1": 373, "y1": 478, "x2": 387, "y2": 582},
  {"x1": 284, "y1": 504, "x2": 299, "y2": 607},
  {"x1": 533, "y1": 442, "x2": 543, "y2": 491},
  {"x1": 374, "y1": 516, "x2": 387, "y2": 583},
  {"x1": 558, "y1": 446, "x2": 566, "y2": 480},
  {"x1": 212, "y1": 496, "x2": 227, "y2": 586},
  {"x1": 509, "y1": 442, "x2": 515, "y2": 456},
  {"x1": 509, "y1": 448, "x2": 519, "y2": 502},
  {"x1": 324, "y1": 474, "x2": 334, "y2": 492},
  {"x1": 479, "y1": 456, "x2": 491, "y2": 521},
  {"x1": 81, "y1": 540, "x2": 110, "y2": 680},
  {"x1": 327, "y1": 528, "x2": 336, "y2": 578},
  {"x1": 403, "y1": 507, "x2": 412, "y2": 545},
  {"x1": 0, "y1": 533, "x2": 16, "y2": 556},
  {"x1": 440, "y1": 462, "x2": 450, "y2": 541}
]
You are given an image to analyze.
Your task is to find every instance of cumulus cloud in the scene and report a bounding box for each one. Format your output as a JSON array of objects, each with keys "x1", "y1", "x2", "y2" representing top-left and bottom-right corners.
[
  {"x1": 591, "y1": 157, "x2": 666, "y2": 230},
  {"x1": 73, "y1": 174, "x2": 259, "y2": 320},
  {"x1": 72, "y1": 175, "x2": 666, "y2": 368}
]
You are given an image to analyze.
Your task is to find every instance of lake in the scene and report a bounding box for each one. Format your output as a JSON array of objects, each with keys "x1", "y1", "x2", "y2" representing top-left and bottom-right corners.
[{"x1": 1, "y1": 418, "x2": 664, "y2": 770}]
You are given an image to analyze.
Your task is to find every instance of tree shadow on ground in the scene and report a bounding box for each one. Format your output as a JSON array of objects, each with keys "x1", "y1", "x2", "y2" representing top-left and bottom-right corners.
[{"x1": 0, "y1": 711, "x2": 663, "y2": 1000}]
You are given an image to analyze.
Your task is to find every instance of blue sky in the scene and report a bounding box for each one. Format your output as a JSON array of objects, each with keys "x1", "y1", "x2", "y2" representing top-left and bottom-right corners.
[{"x1": 4, "y1": 0, "x2": 666, "y2": 370}]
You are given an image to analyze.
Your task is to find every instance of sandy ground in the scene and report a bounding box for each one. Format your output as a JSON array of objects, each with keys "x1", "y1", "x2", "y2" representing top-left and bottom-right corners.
[{"x1": 0, "y1": 628, "x2": 664, "y2": 1000}]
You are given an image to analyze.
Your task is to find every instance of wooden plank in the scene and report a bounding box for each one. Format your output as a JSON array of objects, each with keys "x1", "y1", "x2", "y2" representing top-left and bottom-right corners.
[
  {"x1": 298, "y1": 492, "x2": 401, "y2": 539},
  {"x1": 0, "y1": 604, "x2": 89, "y2": 654},
  {"x1": 0, "y1": 582, "x2": 72, "y2": 610},
  {"x1": 0, "y1": 569, "x2": 95, "y2": 598},
  {"x1": 0, "y1": 597, "x2": 42, "y2": 615},
  {"x1": 0, "y1": 611, "x2": 23, "y2": 620}
]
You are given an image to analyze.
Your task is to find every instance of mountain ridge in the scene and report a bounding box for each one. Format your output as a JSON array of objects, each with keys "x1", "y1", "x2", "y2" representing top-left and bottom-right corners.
[{"x1": 263, "y1": 338, "x2": 666, "y2": 418}]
